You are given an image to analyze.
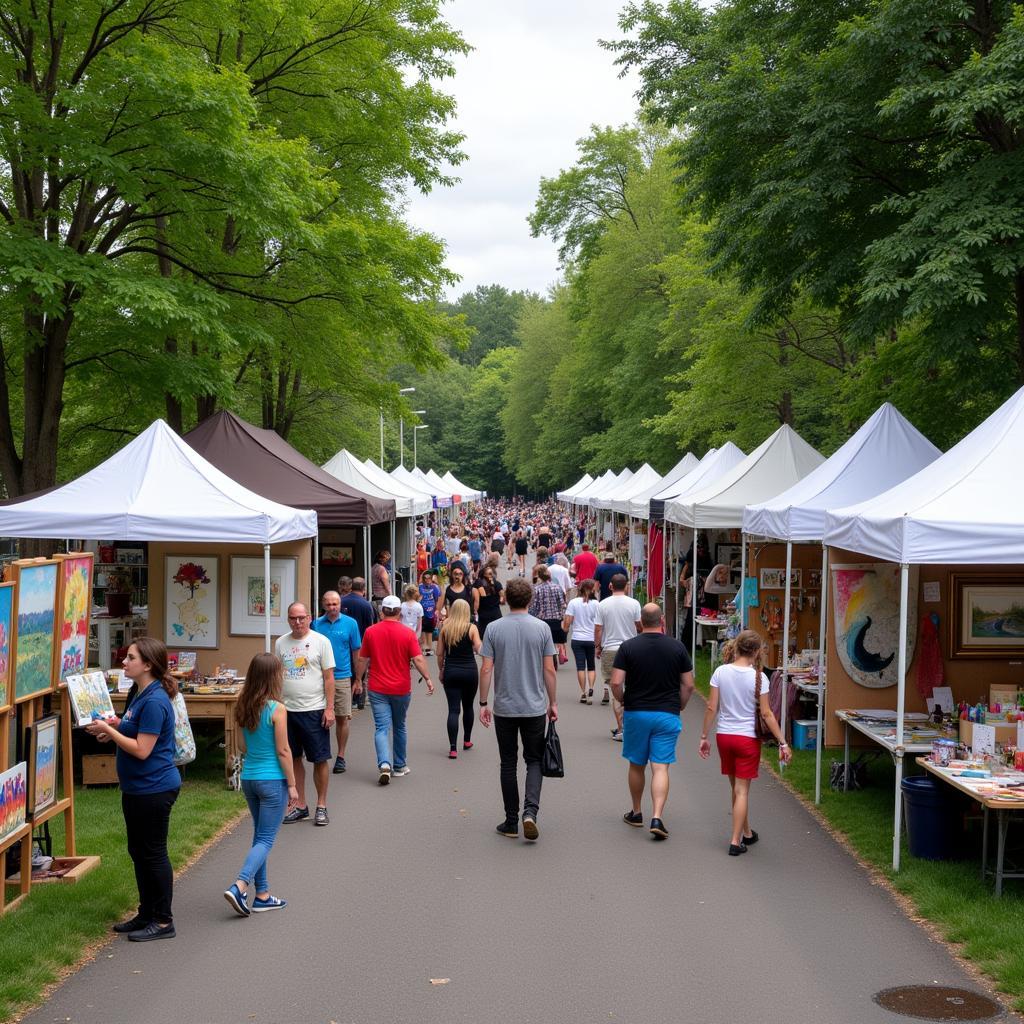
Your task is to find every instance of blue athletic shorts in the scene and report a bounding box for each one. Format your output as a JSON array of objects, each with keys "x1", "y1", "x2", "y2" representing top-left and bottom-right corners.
[
  {"x1": 286, "y1": 708, "x2": 331, "y2": 764},
  {"x1": 621, "y1": 710, "x2": 682, "y2": 766}
]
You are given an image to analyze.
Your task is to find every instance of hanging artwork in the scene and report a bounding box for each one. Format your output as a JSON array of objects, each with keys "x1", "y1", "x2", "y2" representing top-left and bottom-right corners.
[
  {"x1": 10, "y1": 560, "x2": 59, "y2": 702},
  {"x1": 29, "y1": 714, "x2": 59, "y2": 817},
  {"x1": 832, "y1": 564, "x2": 918, "y2": 689},
  {"x1": 165, "y1": 556, "x2": 219, "y2": 649},
  {"x1": 55, "y1": 553, "x2": 94, "y2": 685},
  {"x1": 949, "y1": 574, "x2": 1024, "y2": 658},
  {"x1": 0, "y1": 762, "x2": 27, "y2": 847},
  {"x1": 230, "y1": 557, "x2": 297, "y2": 636},
  {"x1": 0, "y1": 581, "x2": 13, "y2": 712}
]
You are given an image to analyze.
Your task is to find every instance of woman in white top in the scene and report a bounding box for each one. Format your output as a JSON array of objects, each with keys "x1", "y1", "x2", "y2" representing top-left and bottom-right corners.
[
  {"x1": 698, "y1": 630, "x2": 790, "y2": 856},
  {"x1": 562, "y1": 579, "x2": 599, "y2": 704},
  {"x1": 400, "y1": 584, "x2": 427, "y2": 686}
]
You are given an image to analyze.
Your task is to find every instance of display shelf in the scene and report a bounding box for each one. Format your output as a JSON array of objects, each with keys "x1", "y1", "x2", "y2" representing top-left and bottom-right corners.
[{"x1": 92, "y1": 562, "x2": 148, "y2": 608}]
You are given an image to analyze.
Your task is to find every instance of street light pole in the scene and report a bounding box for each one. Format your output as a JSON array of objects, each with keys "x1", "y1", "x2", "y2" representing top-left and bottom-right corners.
[
  {"x1": 397, "y1": 387, "x2": 415, "y2": 467},
  {"x1": 379, "y1": 407, "x2": 384, "y2": 468},
  {"x1": 414, "y1": 424, "x2": 428, "y2": 468}
]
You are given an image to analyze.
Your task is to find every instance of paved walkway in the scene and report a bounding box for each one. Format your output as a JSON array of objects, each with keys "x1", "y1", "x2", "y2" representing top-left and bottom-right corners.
[{"x1": 24, "y1": 573, "x2": 1008, "y2": 1024}]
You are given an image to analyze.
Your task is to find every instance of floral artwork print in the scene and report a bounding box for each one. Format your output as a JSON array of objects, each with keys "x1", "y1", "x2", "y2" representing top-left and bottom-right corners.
[{"x1": 165, "y1": 557, "x2": 218, "y2": 649}]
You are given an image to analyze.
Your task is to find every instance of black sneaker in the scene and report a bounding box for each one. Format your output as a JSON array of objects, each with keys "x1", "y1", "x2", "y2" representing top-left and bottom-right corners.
[
  {"x1": 649, "y1": 817, "x2": 669, "y2": 840},
  {"x1": 623, "y1": 810, "x2": 643, "y2": 828},
  {"x1": 127, "y1": 921, "x2": 176, "y2": 942},
  {"x1": 495, "y1": 819, "x2": 518, "y2": 837},
  {"x1": 282, "y1": 806, "x2": 309, "y2": 824},
  {"x1": 113, "y1": 914, "x2": 150, "y2": 934},
  {"x1": 742, "y1": 830, "x2": 759, "y2": 846},
  {"x1": 314, "y1": 806, "x2": 329, "y2": 826},
  {"x1": 332, "y1": 756, "x2": 346, "y2": 774},
  {"x1": 729, "y1": 842, "x2": 748, "y2": 857},
  {"x1": 522, "y1": 815, "x2": 539, "y2": 841}
]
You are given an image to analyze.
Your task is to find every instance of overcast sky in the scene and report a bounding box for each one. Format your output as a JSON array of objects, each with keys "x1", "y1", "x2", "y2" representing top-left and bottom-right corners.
[{"x1": 405, "y1": 1, "x2": 640, "y2": 300}]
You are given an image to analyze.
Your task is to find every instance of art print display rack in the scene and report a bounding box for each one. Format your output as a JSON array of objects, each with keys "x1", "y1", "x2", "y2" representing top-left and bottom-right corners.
[{"x1": 0, "y1": 555, "x2": 99, "y2": 915}]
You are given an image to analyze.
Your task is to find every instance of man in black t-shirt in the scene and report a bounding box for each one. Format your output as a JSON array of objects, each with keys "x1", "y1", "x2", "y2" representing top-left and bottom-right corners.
[{"x1": 610, "y1": 604, "x2": 695, "y2": 841}]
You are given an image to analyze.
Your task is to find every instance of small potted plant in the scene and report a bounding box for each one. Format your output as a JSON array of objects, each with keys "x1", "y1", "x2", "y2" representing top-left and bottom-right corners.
[{"x1": 104, "y1": 568, "x2": 133, "y2": 617}]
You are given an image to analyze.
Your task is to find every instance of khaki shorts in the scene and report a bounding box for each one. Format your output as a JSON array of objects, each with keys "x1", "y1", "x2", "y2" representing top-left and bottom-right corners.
[
  {"x1": 600, "y1": 648, "x2": 618, "y2": 685},
  {"x1": 333, "y1": 678, "x2": 353, "y2": 718}
]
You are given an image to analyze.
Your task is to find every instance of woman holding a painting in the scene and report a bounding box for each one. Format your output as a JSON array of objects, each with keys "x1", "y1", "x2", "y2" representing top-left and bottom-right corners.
[{"x1": 86, "y1": 637, "x2": 180, "y2": 941}]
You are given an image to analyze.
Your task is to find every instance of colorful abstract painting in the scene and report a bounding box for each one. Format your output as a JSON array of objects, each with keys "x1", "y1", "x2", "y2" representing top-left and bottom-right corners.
[
  {"x1": 0, "y1": 761, "x2": 27, "y2": 846},
  {"x1": 230, "y1": 556, "x2": 296, "y2": 636},
  {"x1": 832, "y1": 564, "x2": 917, "y2": 689},
  {"x1": 57, "y1": 555, "x2": 93, "y2": 683},
  {"x1": 0, "y1": 582, "x2": 12, "y2": 710},
  {"x1": 165, "y1": 556, "x2": 218, "y2": 649},
  {"x1": 13, "y1": 561, "x2": 58, "y2": 702}
]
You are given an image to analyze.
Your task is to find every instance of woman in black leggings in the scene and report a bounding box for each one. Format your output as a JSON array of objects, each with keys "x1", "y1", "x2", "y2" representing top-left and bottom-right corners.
[{"x1": 437, "y1": 600, "x2": 481, "y2": 759}]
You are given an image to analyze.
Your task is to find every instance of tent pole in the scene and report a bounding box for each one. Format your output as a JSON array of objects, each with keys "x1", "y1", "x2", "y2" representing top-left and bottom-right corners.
[
  {"x1": 673, "y1": 524, "x2": 680, "y2": 641},
  {"x1": 389, "y1": 520, "x2": 397, "y2": 595},
  {"x1": 313, "y1": 538, "x2": 319, "y2": 611},
  {"x1": 263, "y1": 543, "x2": 271, "y2": 654},
  {"x1": 779, "y1": 540, "x2": 793, "y2": 759},
  {"x1": 691, "y1": 525, "x2": 698, "y2": 665},
  {"x1": 740, "y1": 534, "x2": 747, "y2": 628},
  {"x1": 893, "y1": 562, "x2": 910, "y2": 872},
  {"x1": 363, "y1": 526, "x2": 370, "y2": 594},
  {"x1": 814, "y1": 544, "x2": 829, "y2": 805}
]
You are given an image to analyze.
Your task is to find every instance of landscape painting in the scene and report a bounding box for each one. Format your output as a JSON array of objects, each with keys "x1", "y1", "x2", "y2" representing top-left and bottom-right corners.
[
  {"x1": 951, "y1": 575, "x2": 1024, "y2": 658},
  {"x1": 56, "y1": 554, "x2": 93, "y2": 684},
  {"x1": 29, "y1": 714, "x2": 59, "y2": 817},
  {"x1": 230, "y1": 556, "x2": 296, "y2": 636},
  {"x1": 0, "y1": 582, "x2": 13, "y2": 711},
  {"x1": 12, "y1": 561, "x2": 59, "y2": 702}
]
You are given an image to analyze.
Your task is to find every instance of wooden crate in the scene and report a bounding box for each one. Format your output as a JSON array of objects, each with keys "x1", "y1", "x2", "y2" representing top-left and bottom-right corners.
[
  {"x1": 7, "y1": 855, "x2": 101, "y2": 885},
  {"x1": 82, "y1": 754, "x2": 118, "y2": 786}
]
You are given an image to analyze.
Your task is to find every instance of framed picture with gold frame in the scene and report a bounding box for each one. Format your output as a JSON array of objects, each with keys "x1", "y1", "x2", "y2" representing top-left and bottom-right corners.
[
  {"x1": 949, "y1": 572, "x2": 1024, "y2": 659},
  {"x1": 9, "y1": 559, "x2": 59, "y2": 703},
  {"x1": 53, "y1": 553, "x2": 94, "y2": 687}
]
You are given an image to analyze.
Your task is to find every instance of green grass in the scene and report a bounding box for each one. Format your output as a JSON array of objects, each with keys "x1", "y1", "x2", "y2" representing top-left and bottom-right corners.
[
  {"x1": 692, "y1": 647, "x2": 1024, "y2": 1008},
  {"x1": 0, "y1": 741, "x2": 245, "y2": 1023},
  {"x1": 773, "y1": 748, "x2": 1024, "y2": 1010}
]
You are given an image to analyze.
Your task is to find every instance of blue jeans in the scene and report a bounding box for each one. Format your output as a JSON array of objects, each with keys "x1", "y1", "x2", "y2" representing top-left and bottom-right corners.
[
  {"x1": 369, "y1": 691, "x2": 411, "y2": 769},
  {"x1": 239, "y1": 779, "x2": 288, "y2": 894}
]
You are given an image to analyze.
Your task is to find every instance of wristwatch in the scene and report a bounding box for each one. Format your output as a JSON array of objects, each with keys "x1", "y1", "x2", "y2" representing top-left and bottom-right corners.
[{"x1": 479, "y1": 700, "x2": 488, "y2": 706}]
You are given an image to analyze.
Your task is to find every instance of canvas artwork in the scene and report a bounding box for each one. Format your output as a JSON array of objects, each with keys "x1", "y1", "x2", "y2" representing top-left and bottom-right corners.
[
  {"x1": 230, "y1": 557, "x2": 297, "y2": 636},
  {"x1": 832, "y1": 564, "x2": 918, "y2": 688},
  {"x1": 165, "y1": 557, "x2": 218, "y2": 649},
  {"x1": 0, "y1": 582, "x2": 13, "y2": 711},
  {"x1": 56, "y1": 554, "x2": 93, "y2": 684},
  {"x1": 321, "y1": 545, "x2": 354, "y2": 567},
  {"x1": 949, "y1": 575, "x2": 1024, "y2": 658},
  {"x1": 0, "y1": 762, "x2": 27, "y2": 847},
  {"x1": 66, "y1": 671, "x2": 116, "y2": 727},
  {"x1": 12, "y1": 561, "x2": 59, "y2": 702},
  {"x1": 30, "y1": 714, "x2": 59, "y2": 816},
  {"x1": 759, "y1": 568, "x2": 801, "y2": 590}
]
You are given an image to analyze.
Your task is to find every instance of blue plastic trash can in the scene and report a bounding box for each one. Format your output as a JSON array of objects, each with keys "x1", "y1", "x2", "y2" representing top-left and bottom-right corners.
[{"x1": 901, "y1": 776, "x2": 957, "y2": 860}]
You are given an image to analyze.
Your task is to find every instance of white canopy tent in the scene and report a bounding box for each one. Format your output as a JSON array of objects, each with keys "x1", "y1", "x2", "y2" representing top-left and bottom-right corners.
[
  {"x1": 0, "y1": 419, "x2": 317, "y2": 650},
  {"x1": 390, "y1": 464, "x2": 443, "y2": 504},
  {"x1": 423, "y1": 468, "x2": 457, "y2": 502},
  {"x1": 557, "y1": 473, "x2": 594, "y2": 503},
  {"x1": 824, "y1": 387, "x2": 1024, "y2": 870},
  {"x1": 666, "y1": 425, "x2": 826, "y2": 662},
  {"x1": 599, "y1": 464, "x2": 662, "y2": 513},
  {"x1": 587, "y1": 468, "x2": 633, "y2": 508},
  {"x1": 323, "y1": 449, "x2": 431, "y2": 518},
  {"x1": 441, "y1": 471, "x2": 482, "y2": 503},
  {"x1": 569, "y1": 469, "x2": 616, "y2": 506},
  {"x1": 743, "y1": 404, "x2": 941, "y2": 801},
  {"x1": 624, "y1": 453, "x2": 698, "y2": 520}
]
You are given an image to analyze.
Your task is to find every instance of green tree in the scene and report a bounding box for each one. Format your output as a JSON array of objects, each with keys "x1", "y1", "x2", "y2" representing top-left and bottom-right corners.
[{"x1": 442, "y1": 284, "x2": 535, "y2": 365}]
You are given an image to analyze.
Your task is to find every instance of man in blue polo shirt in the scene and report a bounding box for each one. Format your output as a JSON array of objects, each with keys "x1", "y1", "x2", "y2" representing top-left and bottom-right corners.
[{"x1": 313, "y1": 591, "x2": 362, "y2": 774}]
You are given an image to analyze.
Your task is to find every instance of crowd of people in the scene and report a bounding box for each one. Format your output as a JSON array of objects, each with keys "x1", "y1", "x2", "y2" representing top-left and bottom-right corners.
[{"x1": 93, "y1": 497, "x2": 789, "y2": 938}]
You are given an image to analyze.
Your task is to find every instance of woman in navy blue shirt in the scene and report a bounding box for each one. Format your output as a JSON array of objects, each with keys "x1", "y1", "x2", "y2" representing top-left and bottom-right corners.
[{"x1": 86, "y1": 637, "x2": 181, "y2": 941}]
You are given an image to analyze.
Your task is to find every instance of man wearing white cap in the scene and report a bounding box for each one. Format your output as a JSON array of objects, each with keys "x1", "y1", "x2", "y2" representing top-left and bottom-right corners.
[{"x1": 356, "y1": 594, "x2": 434, "y2": 785}]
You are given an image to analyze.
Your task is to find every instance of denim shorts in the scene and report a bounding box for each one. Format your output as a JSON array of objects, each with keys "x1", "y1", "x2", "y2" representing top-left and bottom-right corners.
[
  {"x1": 286, "y1": 708, "x2": 331, "y2": 764},
  {"x1": 621, "y1": 710, "x2": 682, "y2": 766}
]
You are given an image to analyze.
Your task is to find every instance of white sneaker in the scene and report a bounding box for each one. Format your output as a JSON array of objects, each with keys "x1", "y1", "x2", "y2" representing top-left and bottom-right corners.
[
  {"x1": 611, "y1": 730, "x2": 623, "y2": 742},
  {"x1": 392, "y1": 765, "x2": 411, "y2": 777},
  {"x1": 378, "y1": 763, "x2": 392, "y2": 785}
]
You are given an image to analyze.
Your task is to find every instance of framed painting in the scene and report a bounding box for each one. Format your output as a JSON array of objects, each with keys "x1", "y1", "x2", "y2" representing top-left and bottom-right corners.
[
  {"x1": 9, "y1": 559, "x2": 59, "y2": 702},
  {"x1": 229, "y1": 556, "x2": 297, "y2": 636},
  {"x1": 949, "y1": 573, "x2": 1024, "y2": 659},
  {"x1": 321, "y1": 545, "x2": 354, "y2": 567},
  {"x1": 0, "y1": 761, "x2": 27, "y2": 847},
  {"x1": 28, "y1": 714, "x2": 59, "y2": 817},
  {"x1": 165, "y1": 556, "x2": 219, "y2": 649},
  {"x1": 716, "y1": 544, "x2": 742, "y2": 572},
  {"x1": 0, "y1": 581, "x2": 13, "y2": 712},
  {"x1": 54, "y1": 553, "x2": 94, "y2": 686},
  {"x1": 759, "y1": 567, "x2": 801, "y2": 590}
]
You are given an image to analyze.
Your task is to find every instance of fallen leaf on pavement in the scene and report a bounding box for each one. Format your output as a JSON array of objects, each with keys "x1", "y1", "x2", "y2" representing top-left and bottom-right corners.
[{"x1": 430, "y1": 978, "x2": 451, "y2": 985}]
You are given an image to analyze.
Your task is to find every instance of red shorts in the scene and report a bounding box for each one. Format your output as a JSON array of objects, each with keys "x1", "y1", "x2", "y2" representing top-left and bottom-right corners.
[{"x1": 717, "y1": 734, "x2": 761, "y2": 780}]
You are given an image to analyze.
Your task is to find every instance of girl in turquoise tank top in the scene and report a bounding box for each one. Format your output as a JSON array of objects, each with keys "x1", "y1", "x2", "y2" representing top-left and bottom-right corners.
[{"x1": 223, "y1": 654, "x2": 298, "y2": 917}]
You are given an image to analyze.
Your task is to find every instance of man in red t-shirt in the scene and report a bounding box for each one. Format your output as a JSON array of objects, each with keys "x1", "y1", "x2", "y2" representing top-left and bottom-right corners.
[
  {"x1": 572, "y1": 543, "x2": 598, "y2": 584},
  {"x1": 356, "y1": 595, "x2": 434, "y2": 785}
]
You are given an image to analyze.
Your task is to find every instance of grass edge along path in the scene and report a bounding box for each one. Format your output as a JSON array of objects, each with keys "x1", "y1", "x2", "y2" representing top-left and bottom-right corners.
[
  {"x1": 690, "y1": 651, "x2": 1024, "y2": 1013},
  {"x1": 1, "y1": 749, "x2": 245, "y2": 1024}
]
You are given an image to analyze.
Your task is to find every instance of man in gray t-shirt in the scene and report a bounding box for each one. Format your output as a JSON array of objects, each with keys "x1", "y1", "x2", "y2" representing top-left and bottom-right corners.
[{"x1": 479, "y1": 577, "x2": 557, "y2": 841}]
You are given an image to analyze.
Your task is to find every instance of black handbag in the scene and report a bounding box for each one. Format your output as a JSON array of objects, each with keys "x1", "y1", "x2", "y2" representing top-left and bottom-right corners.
[{"x1": 541, "y1": 720, "x2": 564, "y2": 778}]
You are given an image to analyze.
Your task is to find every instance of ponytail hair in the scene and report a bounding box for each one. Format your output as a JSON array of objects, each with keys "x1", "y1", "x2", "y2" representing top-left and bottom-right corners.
[{"x1": 132, "y1": 636, "x2": 178, "y2": 699}]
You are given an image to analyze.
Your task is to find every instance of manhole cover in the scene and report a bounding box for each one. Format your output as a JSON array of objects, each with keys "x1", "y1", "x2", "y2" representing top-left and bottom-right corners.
[{"x1": 874, "y1": 986, "x2": 1002, "y2": 1021}]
